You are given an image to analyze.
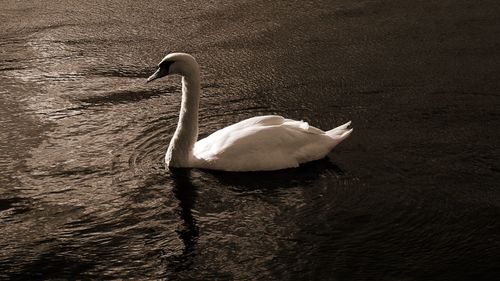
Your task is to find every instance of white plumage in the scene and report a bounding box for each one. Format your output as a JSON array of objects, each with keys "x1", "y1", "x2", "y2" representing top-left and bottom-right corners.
[{"x1": 147, "y1": 53, "x2": 352, "y2": 171}]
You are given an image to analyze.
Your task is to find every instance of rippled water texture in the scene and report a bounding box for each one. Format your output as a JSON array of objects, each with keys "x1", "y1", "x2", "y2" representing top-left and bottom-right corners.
[{"x1": 1, "y1": 0, "x2": 500, "y2": 280}]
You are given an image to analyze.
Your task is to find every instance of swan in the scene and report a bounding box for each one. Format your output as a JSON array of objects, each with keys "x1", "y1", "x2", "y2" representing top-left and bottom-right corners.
[{"x1": 146, "y1": 52, "x2": 353, "y2": 171}]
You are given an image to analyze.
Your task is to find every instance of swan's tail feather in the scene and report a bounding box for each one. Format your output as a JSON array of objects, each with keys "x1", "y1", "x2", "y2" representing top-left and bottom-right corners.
[{"x1": 326, "y1": 121, "x2": 353, "y2": 141}]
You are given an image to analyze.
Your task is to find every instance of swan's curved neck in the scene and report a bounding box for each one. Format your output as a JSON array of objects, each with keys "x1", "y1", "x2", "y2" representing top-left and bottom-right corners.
[{"x1": 166, "y1": 73, "x2": 200, "y2": 167}]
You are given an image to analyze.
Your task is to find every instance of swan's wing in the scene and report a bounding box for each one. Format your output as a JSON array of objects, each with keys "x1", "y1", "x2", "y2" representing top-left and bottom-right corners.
[
  {"x1": 228, "y1": 115, "x2": 285, "y2": 128},
  {"x1": 193, "y1": 116, "x2": 333, "y2": 171},
  {"x1": 230, "y1": 116, "x2": 325, "y2": 135},
  {"x1": 193, "y1": 116, "x2": 281, "y2": 156},
  {"x1": 283, "y1": 119, "x2": 325, "y2": 135}
]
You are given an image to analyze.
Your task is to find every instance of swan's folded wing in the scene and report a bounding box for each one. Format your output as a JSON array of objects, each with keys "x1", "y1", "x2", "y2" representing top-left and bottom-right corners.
[
  {"x1": 283, "y1": 119, "x2": 325, "y2": 135},
  {"x1": 233, "y1": 115, "x2": 285, "y2": 127},
  {"x1": 194, "y1": 116, "x2": 284, "y2": 156},
  {"x1": 194, "y1": 116, "x2": 327, "y2": 158},
  {"x1": 194, "y1": 122, "x2": 334, "y2": 170}
]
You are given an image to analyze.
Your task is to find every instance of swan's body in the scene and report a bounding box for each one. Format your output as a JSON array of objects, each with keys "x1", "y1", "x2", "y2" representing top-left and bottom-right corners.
[{"x1": 147, "y1": 53, "x2": 352, "y2": 171}]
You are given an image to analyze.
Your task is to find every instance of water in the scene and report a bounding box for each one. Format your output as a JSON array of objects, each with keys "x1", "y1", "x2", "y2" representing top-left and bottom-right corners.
[{"x1": 1, "y1": 0, "x2": 500, "y2": 280}]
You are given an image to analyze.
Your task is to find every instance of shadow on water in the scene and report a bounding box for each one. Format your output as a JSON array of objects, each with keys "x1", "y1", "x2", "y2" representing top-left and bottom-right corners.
[
  {"x1": 4, "y1": 247, "x2": 95, "y2": 280},
  {"x1": 77, "y1": 86, "x2": 177, "y2": 106},
  {"x1": 0, "y1": 197, "x2": 32, "y2": 216}
]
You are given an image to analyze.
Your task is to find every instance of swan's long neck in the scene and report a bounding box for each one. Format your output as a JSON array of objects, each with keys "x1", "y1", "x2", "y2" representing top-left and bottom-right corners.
[{"x1": 166, "y1": 73, "x2": 200, "y2": 167}]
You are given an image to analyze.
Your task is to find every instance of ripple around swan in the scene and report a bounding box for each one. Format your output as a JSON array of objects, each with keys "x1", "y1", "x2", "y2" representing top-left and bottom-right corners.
[
  {"x1": 126, "y1": 90, "x2": 276, "y2": 175},
  {"x1": 127, "y1": 116, "x2": 174, "y2": 176}
]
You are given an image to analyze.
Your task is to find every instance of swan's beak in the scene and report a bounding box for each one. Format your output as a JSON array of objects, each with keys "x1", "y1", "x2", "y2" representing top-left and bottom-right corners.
[{"x1": 146, "y1": 67, "x2": 169, "y2": 83}]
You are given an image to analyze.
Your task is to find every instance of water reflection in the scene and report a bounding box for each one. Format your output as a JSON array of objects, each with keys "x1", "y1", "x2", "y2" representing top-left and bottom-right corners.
[
  {"x1": 206, "y1": 158, "x2": 344, "y2": 193},
  {"x1": 163, "y1": 169, "x2": 199, "y2": 273}
]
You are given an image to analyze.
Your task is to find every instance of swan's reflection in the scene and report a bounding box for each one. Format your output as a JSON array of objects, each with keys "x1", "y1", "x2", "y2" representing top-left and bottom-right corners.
[
  {"x1": 206, "y1": 157, "x2": 345, "y2": 190},
  {"x1": 165, "y1": 168, "x2": 199, "y2": 272},
  {"x1": 161, "y1": 158, "x2": 347, "y2": 278}
]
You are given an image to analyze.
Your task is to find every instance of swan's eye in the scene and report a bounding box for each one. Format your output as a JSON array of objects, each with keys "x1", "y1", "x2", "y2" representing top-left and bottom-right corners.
[{"x1": 159, "y1": 60, "x2": 174, "y2": 70}]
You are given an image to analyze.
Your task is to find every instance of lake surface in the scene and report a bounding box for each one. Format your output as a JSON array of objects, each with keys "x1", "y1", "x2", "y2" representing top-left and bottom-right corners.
[{"x1": 1, "y1": 0, "x2": 500, "y2": 280}]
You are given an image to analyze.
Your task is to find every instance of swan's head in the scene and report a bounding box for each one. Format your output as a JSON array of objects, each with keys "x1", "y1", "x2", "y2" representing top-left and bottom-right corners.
[{"x1": 147, "y1": 53, "x2": 199, "y2": 82}]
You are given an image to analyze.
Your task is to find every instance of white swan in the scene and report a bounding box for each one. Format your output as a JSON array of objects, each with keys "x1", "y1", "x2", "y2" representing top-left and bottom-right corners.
[{"x1": 147, "y1": 53, "x2": 352, "y2": 171}]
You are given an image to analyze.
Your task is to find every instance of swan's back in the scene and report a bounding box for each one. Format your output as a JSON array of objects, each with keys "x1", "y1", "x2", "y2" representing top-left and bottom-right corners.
[{"x1": 192, "y1": 115, "x2": 352, "y2": 171}]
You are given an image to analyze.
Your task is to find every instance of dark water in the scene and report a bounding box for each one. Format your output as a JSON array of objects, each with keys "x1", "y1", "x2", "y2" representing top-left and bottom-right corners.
[{"x1": 1, "y1": 0, "x2": 500, "y2": 280}]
